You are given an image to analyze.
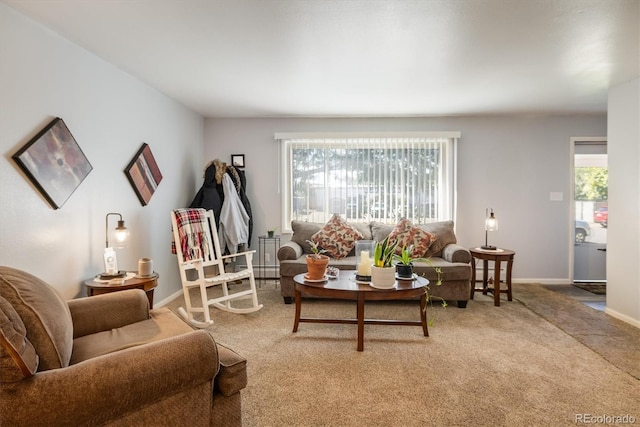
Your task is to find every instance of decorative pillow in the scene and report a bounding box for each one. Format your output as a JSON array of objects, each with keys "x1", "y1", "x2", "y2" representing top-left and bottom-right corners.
[
  {"x1": 311, "y1": 214, "x2": 364, "y2": 259},
  {"x1": 0, "y1": 267, "x2": 73, "y2": 371},
  {"x1": 388, "y1": 218, "x2": 436, "y2": 258},
  {"x1": 0, "y1": 295, "x2": 38, "y2": 382}
]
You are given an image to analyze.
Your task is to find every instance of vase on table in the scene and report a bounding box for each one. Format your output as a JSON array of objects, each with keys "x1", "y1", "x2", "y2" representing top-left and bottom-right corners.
[
  {"x1": 370, "y1": 265, "x2": 396, "y2": 289},
  {"x1": 355, "y1": 240, "x2": 374, "y2": 282},
  {"x1": 305, "y1": 254, "x2": 329, "y2": 280}
]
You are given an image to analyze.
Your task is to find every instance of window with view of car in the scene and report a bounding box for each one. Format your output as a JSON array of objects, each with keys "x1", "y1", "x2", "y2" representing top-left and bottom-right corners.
[{"x1": 276, "y1": 132, "x2": 459, "y2": 231}]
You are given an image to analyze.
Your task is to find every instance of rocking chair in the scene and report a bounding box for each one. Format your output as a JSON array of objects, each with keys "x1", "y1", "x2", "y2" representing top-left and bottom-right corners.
[{"x1": 171, "y1": 208, "x2": 263, "y2": 328}]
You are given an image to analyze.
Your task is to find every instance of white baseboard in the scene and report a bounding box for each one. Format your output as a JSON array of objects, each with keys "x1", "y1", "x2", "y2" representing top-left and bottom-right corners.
[
  {"x1": 513, "y1": 278, "x2": 572, "y2": 285},
  {"x1": 154, "y1": 289, "x2": 183, "y2": 308},
  {"x1": 604, "y1": 307, "x2": 640, "y2": 329}
]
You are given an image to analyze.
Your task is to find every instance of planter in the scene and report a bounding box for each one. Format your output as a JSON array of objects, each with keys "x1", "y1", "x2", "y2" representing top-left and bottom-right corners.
[
  {"x1": 395, "y1": 263, "x2": 414, "y2": 279},
  {"x1": 370, "y1": 265, "x2": 396, "y2": 289},
  {"x1": 306, "y1": 254, "x2": 329, "y2": 280}
]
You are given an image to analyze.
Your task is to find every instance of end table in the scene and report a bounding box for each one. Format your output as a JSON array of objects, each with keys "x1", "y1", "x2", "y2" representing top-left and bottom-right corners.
[
  {"x1": 84, "y1": 272, "x2": 158, "y2": 309},
  {"x1": 469, "y1": 248, "x2": 515, "y2": 307}
]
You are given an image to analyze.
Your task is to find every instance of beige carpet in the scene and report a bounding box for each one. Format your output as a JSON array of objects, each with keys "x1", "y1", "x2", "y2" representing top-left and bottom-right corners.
[{"x1": 166, "y1": 282, "x2": 640, "y2": 427}]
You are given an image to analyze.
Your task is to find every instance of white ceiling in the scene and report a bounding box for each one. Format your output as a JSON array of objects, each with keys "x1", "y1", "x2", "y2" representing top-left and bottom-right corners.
[{"x1": 4, "y1": 0, "x2": 639, "y2": 118}]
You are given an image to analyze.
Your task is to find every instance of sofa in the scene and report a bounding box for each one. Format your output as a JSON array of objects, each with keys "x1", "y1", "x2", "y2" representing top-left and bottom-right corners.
[
  {"x1": 277, "y1": 219, "x2": 472, "y2": 308},
  {"x1": 0, "y1": 266, "x2": 246, "y2": 426}
]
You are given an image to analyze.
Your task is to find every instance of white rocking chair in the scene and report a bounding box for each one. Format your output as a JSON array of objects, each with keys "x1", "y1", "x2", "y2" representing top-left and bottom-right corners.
[{"x1": 171, "y1": 208, "x2": 263, "y2": 328}]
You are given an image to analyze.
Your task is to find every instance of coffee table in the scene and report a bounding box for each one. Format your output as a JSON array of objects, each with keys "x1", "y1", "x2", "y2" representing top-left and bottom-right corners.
[{"x1": 292, "y1": 272, "x2": 429, "y2": 351}]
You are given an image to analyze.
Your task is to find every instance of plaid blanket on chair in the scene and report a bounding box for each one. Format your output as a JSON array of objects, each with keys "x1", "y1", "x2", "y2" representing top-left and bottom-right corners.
[{"x1": 171, "y1": 208, "x2": 211, "y2": 262}]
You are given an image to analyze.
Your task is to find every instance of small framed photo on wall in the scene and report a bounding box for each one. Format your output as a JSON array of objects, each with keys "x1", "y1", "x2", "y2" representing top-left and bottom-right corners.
[
  {"x1": 231, "y1": 154, "x2": 245, "y2": 168},
  {"x1": 125, "y1": 143, "x2": 163, "y2": 206}
]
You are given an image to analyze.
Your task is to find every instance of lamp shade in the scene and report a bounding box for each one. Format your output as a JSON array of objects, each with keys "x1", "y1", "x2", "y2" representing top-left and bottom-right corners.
[
  {"x1": 481, "y1": 208, "x2": 498, "y2": 250},
  {"x1": 485, "y1": 211, "x2": 498, "y2": 231}
]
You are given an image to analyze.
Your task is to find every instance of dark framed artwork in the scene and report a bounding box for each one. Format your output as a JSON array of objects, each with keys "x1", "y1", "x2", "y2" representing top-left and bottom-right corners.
[
  {"x1": 231, "y1": 154, "x2": 245, "y2": 168},
  {"x1": 125, "y1": 143, "x2": 163, "y2": 206},
  {"x1": 12, "y1": 117, "x2": 93, "y2": 209}
]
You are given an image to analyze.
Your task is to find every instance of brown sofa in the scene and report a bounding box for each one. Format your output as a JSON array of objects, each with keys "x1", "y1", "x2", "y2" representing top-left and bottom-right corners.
[
  {"x1": 277, "y1": 220, "x2": 472, "y2": 308},
  {"x1": 0, "y1": 266, "x2": 246, "y2": 426}
]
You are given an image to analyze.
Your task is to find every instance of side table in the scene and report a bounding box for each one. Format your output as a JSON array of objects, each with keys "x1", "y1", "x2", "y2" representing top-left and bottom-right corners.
[
  {"x1": 84, "y1": 272, "x2": 158, "y2": 309},
  {"x1": 258, "y1": 235, "x2": 280, "y2": 285},
  {"x1": 469, "y1": 248, "x2": 515, "y2": 307}
]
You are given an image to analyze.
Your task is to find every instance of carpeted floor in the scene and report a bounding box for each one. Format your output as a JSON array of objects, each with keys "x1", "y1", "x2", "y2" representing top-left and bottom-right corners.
[{"x1": 165, "y1": 282, "x2": 640, "y2": 427}]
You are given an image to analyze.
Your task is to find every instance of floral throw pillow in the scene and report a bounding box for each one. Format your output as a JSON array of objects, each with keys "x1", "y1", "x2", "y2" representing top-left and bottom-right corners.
[
  {"x1": 388, "y1": 218, "x2": 436, "y2": 258},
  {"x1": 311, "y1": 214, "x2": 364, "y2": 259}
]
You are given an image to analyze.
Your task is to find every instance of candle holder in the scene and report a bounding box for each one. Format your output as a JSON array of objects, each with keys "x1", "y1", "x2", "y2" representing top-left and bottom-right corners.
[{"x1": 355, "y1": 240, "x2": 375, "y2": 282}]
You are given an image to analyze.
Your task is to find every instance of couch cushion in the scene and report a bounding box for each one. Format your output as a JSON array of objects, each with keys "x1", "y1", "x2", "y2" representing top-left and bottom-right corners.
[
  {"x1": 0, "y1": 267, "x2": 73, "y2": 371},
  {"x1": 70, "y1": 307, "x2": 193, "y2": 364},
  {"x1": 311, "y1": 214, "x2": 364, "y2": 259},
  {"x1": 370, "y1": 222, "x2": 395, "y2": 243},
  {"x1": 0, "y1": 295, "x2": 38, "y2": 382},
  {"x1": 388, "y1": 218, "x2": 436, "y2": 257},
  {"x1": 290, "y1": 221, "x2": 323, "y2": 254},
  {"x1": 420, "y1": 221, "x2": 457, "y2": 257}
]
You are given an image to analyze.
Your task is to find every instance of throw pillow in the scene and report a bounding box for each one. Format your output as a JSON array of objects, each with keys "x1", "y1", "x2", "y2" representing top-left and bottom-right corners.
[
  {"x1": 0, "y1": 295, "x2": 39, "y2": 382},
  {"x1": 0, "y1": 267, "x2": 73, "y2": 371},
  {"x1": 388, "y1": 218, "x2": 436, "y2": 258},
  {"x1": 311, "y1": 214, "x2": 364, "y2": 259}
]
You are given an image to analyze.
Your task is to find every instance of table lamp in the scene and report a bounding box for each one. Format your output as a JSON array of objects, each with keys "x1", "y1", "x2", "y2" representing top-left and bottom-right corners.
[
  {"x1": 481, "y1": 208, "x2": 498, "y2": 250},
  {"x1": 100, "y1": 212, "x2": 130, "y2": 279}
]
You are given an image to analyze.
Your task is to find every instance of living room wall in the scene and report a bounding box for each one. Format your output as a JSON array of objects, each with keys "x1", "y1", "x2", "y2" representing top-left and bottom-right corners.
[
  {"x1": 204, "y1": 114, "x2": 606, "y2": 284},
  {"x1": 0, "y1": 4, "x2": 204, "y2": 302},
  {"x1": 607, "y1": 77, "x2": 640, "y2": 327}
]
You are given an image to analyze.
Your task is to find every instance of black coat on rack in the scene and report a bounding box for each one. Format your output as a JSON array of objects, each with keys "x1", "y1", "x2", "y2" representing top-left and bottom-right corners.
[{"x1": 190, "y1": 160, "x2": 253, "y2": 248}]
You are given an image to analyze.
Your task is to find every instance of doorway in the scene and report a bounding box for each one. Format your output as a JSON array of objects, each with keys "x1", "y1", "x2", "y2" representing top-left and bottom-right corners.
[{"x1": 572, "y1": 139, "x2": 607, "y2": 284}]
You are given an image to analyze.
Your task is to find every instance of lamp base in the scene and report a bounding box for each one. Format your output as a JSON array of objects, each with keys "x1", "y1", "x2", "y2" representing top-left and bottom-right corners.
[
  {"x1": 355, "y1": 274, "x2": 372, "y2": 282},
  {"x1": 99, "y1": 271, "x2": 127, "y2": 280},
  {"x1": 481, "y1": 245, "x2": 497, "y2": 250}
]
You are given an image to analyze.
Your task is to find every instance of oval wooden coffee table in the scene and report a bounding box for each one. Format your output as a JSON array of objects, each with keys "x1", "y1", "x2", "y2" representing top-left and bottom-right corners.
[{"x1": 292, "y1": 272, "x2": 429, "y2": 351}]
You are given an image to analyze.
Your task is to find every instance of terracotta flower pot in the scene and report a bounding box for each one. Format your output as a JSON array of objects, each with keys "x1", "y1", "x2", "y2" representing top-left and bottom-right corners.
[{"x1": 306, "y1": 254, "x2": 329, "y2": 280}]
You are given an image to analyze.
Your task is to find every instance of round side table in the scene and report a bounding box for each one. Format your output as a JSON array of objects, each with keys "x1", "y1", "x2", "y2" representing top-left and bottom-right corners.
[
  {"x1": 84, "y1": 272, "x2": 158, "y2": 309},
  {"x1": 469, "y1": 248, "x2": 515, "y2": 307}
]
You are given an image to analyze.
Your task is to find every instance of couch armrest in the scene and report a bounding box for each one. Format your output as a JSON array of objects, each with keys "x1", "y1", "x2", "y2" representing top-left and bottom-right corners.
[
  {"x1": 0, "y1": 330, "x2": 220, "y2": 427},
  {"x1": 441, "y1": 244, "x2": 471, "y2": 264},
  {"x1": 67, "y1": 289, "x2": 150, "y2": 339},
  {"x1": 215, "y1": 342, "x2": 248, "y2": 396},
  {"x1": 278, "y1": 241, "x2": 303, "y2": 261}
]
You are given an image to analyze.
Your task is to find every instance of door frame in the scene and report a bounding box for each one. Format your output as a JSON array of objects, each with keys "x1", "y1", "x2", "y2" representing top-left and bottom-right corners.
[{"x1": 569, "y1": 137, "x2": 607, "y2": 283}]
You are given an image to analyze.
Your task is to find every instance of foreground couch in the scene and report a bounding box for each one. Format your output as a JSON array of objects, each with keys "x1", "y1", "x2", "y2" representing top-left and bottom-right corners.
[
  {"x1": 0, "y1": 266, "x2": 246, "y2": 426},
  {"x1": 278, "y1": 220, "x2": 472, "y2": 308}
]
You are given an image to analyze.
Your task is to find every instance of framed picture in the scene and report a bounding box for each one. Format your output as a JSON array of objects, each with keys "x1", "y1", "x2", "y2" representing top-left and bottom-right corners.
[
  {"x1": 231, "y1": 154, "x2": 245, "y2": 168},
  {"x1": 125, "y1": 143, "x2": 163, "y2": 206},
  {"x1": 12, "y1": 117, "x2": 93, "y2": 209}
]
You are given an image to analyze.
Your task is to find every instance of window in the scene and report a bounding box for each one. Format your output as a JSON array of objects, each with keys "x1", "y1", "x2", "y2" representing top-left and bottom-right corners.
[{"x1": 277, "y1": 132, "x2": 459, "y2": 231}]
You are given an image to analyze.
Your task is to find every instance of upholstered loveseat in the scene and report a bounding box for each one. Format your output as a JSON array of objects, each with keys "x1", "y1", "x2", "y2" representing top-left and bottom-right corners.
[
  {"x1": 277, "y1": 219, "x2": 472, "y2": 308},
  {"x1": 0, "y1": 266, "x2": 246, "y2": 426}
]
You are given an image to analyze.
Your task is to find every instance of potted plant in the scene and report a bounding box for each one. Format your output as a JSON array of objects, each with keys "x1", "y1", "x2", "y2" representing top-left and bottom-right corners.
[
  {"x1": 370, "y1": 236, "x2": 398, "y2": 289},
  {"x1": 305, "y1": 240, "x2": 329, "y2": 280},
  {"x1": 393, "y1": 245, "x2": 446, "y2": 324},
  {"x1": 267, "y1": 227, "x2": 277, "y2": 238},
  {"x1": 394, "y1": 245, "x2": 419, "y2": 279}
]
